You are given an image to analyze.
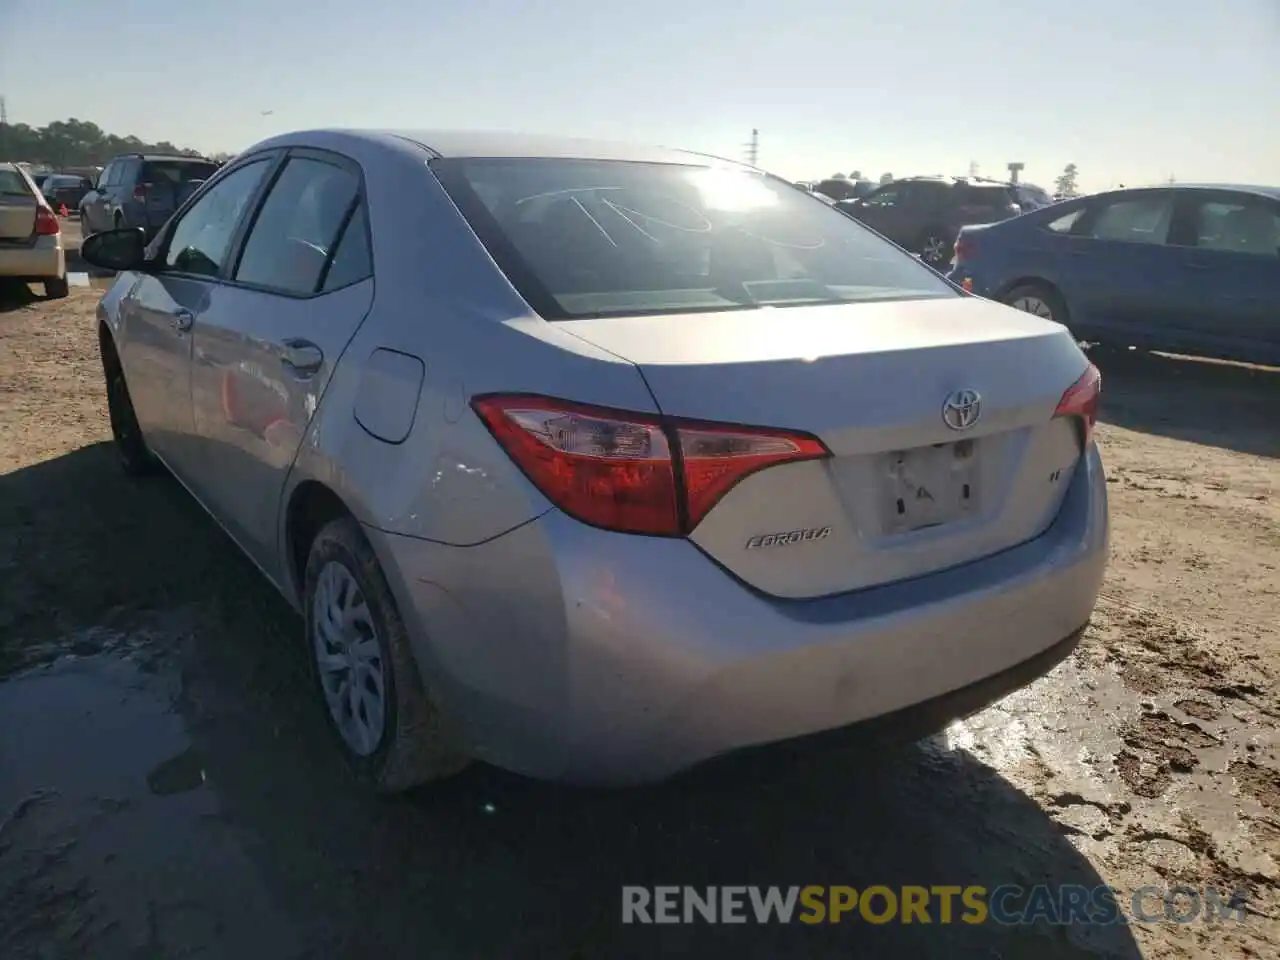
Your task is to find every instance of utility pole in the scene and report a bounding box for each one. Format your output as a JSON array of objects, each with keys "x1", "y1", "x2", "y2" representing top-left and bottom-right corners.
[
  {"x1": 968, "y1": 160, "x2": 979, "y2": 177},
  {"x1": 0, "y1": 96, "x2": 8, "y2": 125},
  {"x1": 744, "y1": 128, "x2": 759, "y2": 167}
]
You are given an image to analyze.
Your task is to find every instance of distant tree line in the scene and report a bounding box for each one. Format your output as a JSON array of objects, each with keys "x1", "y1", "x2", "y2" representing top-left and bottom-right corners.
[{"x1": 0, "y1": 117, "x2": 227, "y2": 168}]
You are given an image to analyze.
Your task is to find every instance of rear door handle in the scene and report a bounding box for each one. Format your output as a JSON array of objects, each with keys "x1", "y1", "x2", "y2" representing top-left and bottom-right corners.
[
  {"x1": 170, "y1": 309, "x2": 194, "y2": 332},
  {"x1": 279, "y1": 338, "x2": 324, "y2": 376}
]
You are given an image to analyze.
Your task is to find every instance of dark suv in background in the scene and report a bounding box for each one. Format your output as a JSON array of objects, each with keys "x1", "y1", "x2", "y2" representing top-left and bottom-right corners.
[
  {"x1": 836, "y1": 175, "x2": 1027, "y2": 265},
  {"x1": 80, "y1": 153, "x2": 220, "y2": 238}
]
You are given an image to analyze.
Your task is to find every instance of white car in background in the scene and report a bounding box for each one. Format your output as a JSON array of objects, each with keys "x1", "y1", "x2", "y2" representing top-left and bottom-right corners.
[{"x1": 0, "y1": 162, "x2": 68, "y2": 299}]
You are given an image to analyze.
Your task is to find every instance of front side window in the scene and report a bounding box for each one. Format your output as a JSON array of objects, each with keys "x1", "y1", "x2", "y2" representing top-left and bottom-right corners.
[
  {"x1": 433, "y1": 159, "x2": 955, "y2": 320},
  {"x1": 234, "y1": 156, "x2": 361, "y2": 294},
  {"x1": 98, "y1": 162, "x2": 117, "y2": 187},
  {"x1": 1089, "y1": 195, "x2": 1174, "y2": 245},
  {"x1": 163, "y1": 159, "x2": 271, "y2": 277},
  {"x1": 1188, "y1": 198, "x2": 1280, "y2": 257}
]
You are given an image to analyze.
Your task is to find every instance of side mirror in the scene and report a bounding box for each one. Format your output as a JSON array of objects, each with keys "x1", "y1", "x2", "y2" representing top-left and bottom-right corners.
[{"x1": 81, "y1": 227, "x2": 150, "y2": 272}]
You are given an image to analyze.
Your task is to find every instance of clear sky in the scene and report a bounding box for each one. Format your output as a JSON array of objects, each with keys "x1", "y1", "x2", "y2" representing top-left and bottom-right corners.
[{"x1": 1, "y1": 0, "x2": 1277, "y2": 191}]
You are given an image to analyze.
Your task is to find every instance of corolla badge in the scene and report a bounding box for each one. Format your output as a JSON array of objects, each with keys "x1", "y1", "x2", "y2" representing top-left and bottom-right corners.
[
  {"x1": 941, "y1": 389, "x2": 982, "y2": 431},
  {"x1": 745, "y1": 526, "x2": 831, "y2": 550}
]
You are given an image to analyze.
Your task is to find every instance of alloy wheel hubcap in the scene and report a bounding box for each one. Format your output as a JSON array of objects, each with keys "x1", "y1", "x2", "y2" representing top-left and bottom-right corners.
[
  {"x1": 922, "y1": 237, "x2": 947, "y2": 262},
  {"x1": 1011, "y1": 296, "x2": 1054, "y2": 319},
  {"x1": 312, "y1": 561, "x2": 386, "y2": 756}
]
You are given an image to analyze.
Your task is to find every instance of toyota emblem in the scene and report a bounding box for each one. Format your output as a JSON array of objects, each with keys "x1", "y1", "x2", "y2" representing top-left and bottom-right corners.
[{"x1": 942, "y1": 389, "x2": 982, "y2": 430}]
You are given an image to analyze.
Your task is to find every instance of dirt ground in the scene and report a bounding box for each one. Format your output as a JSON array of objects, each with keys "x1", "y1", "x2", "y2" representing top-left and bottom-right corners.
[{"x1": 0, "y1": 276, "x2": 1277, "y2": 959}]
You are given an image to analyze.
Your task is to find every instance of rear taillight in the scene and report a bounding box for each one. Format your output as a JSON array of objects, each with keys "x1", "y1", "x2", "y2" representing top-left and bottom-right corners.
[
  {"x1": 953, "y1": 233, "x2": 976, "y2": 263},
  {"x1": 471, "y1": 395, "x2": 830, "y2": 536},
  {"x1": 133, "y1": 183, "x2": 148, "y2": 201},
  {"x1": 1053, "y1": 363, "x2": 1102, "y2": 445},
  {"x1": 34, "y1": 205, "x2": 60, "y2": 236}
]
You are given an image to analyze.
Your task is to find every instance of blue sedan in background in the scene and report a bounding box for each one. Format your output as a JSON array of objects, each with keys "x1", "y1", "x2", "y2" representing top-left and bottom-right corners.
[{"x1": 947, "y1": 184, "x2": 1280, "y2": 366}]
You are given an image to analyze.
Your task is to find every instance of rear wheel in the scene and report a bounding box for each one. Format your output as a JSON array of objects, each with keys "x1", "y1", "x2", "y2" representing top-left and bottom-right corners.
[
  {"x1": 304, "y1": 516, "x2": 470, "y2": 793},
  {"x1": 1004, "y1": 282, "x2": 1069, "y2": 326},
  {"x1": 917, "y1": 228, "x2": 953, "y2": 266},
  {"x1": 44, "y1": 276, "x2": 69, "y2": 299}
]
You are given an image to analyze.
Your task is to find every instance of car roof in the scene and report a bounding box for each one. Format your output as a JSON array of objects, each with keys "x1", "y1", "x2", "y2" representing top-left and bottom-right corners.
[
  {"x1": 1161, "y1": 183, "x2": 1280, "y2": 200},
  {"x1": 1076, "y1": 183, "x2": 1280, "y2": 203},
  {"x1": 110, "y1": 153, "x2": 215, "y2": 162},
  {"x1": 245, "y1": 128, "x2": 755, "y2": 170}
]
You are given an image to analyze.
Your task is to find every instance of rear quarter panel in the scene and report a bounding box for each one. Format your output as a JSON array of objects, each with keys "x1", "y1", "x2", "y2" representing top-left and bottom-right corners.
[
  {"x1": 968, "y1": 218, "x2": 1074, "y2": 301},
  {"x1": 280, "y1": 136, "x2": 658, "y2": 554}
]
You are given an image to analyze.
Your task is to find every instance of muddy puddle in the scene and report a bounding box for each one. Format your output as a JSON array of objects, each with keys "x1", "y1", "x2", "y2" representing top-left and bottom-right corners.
[{"x1": 13, "y1": 608, "x2": 1271, "y2": 958}]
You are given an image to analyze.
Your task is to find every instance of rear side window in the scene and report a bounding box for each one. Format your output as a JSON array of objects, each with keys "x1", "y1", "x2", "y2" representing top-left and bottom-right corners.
[
  {"x1": 1089, "y1": 196, "x2": 1174, "y2": 245},
  {"x1": 1044, "y1": 208, "x2": 1086, "y2": 233},
  {"x1": 432, "y1": 158, "x2": 954, "y2": 320},
  {"x1": 0, "y1": 170, "x2": 32, "y2": 196},
  {"x1": 115, "y1": 159, "x2": 140, "y2": 185},
  {"x1": 234, "y1": 156, "x2": 361, "y2": 295},
  {"x1": 1188, "y1": 199, "x2": 1280, "y2": 257},
  {"x1": 321, "y1": 204, "x2": 372, "y2": 291}
]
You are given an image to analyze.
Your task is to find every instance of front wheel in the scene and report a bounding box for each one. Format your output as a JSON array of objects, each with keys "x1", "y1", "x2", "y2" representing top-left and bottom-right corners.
[
  {"x1": 104, "y1": 358, "x2": 160, "y2": 476},
  {"x1": 304, "y1": 517, "x2": 471, "y2": 793}
]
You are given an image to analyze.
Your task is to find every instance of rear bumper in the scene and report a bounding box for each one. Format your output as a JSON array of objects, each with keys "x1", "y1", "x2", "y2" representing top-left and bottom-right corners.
[
  {"x1": 370, "y1": 445, "x2": 1109, "y2": 785},
  {"x1": 0, "y1": 235, "x2": 65, "y2": 280}
]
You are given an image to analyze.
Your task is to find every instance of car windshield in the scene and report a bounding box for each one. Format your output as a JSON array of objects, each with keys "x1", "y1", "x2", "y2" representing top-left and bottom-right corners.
[
  {"x1": 143, "y1": 160, "x2": 218, "y2": 184},
  {"x1": 432, "y1": 158, "x2": 955, "y2": 319}
]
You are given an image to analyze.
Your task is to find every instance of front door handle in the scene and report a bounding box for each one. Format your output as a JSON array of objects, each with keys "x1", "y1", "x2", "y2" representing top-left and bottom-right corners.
[
  {"x1": 170, "y1": 309, "x2": 194, "y2": 332},
  {"x1": 279, "y1": 338, "x2": 324, "y2": 376}
]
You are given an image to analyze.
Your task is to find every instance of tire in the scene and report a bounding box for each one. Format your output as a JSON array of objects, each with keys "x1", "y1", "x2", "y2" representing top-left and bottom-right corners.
[
  {"x1": 304, "y1": 516, "x2": 471, "y2": 793},
  {"x1": 1003, "y1": 282, "x2": 1069, "y2": 326},
  {"x1": 917, "y1": 228, "x2": 954, "y2": 266},
  {"x1": 44, "y1": 276, "x2": 69, "y2": 299},
  {"x1": 102, "y1": 347, "x2": 161, "y2": 476},
  {"x1": 113, "y1": 212, "x2": 124, "y2": 230}
]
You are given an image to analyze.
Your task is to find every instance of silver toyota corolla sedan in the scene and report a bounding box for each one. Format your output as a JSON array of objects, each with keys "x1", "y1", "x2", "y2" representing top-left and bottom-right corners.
[{"x1": 81, "y1": 130, "x2": 1108, "y2": 791}]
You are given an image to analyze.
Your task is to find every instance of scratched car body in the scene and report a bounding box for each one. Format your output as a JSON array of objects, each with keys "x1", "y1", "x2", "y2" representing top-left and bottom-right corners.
[{"x1": 82, "y1": 130, "x2": 1109, "y2": 791}]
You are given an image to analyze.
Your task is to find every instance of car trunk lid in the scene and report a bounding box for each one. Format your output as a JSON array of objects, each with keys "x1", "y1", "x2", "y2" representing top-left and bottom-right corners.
[{"x1": 559, "y1": 296, "x2": 1093, "y2": 599}]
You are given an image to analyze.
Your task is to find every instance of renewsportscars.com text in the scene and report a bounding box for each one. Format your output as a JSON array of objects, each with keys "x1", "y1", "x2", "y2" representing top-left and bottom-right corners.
[{"x1": 622, "y1": 885, "x2": 1250, "y2": 926}]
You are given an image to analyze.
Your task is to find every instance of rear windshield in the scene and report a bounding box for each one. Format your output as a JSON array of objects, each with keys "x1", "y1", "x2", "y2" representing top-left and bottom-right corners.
[
  {"x1": 432, "y1": 158, "x2": 955, "y2": 320},
  {"x1": 0, "y1": 170, "x2": 33, "y2": 197},
  {"x1": 143, "y1": 160, "x2": 218, "y2": 184},
  {"x1": 960, "y1": 184, "x2": 1014, "y2": 206}
]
